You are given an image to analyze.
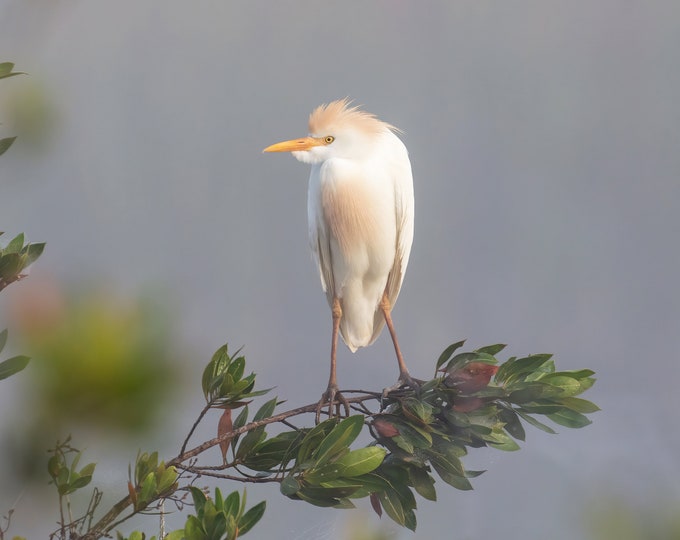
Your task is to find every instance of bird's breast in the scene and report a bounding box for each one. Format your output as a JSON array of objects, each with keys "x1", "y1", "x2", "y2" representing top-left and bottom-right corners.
[{"x1": 319, "y1": 160, "x2": 396, "y2": 266}]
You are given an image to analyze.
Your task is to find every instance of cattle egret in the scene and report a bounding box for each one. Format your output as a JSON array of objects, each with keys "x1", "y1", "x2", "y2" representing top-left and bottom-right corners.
[{"x1": 264, "y1": 99, "x2": 415, "y2": 419}]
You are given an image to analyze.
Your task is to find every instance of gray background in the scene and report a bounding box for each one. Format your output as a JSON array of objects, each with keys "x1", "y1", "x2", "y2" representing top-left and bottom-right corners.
[{"x1": 1, "y1": 2, "x2": 679, "y2": 538}]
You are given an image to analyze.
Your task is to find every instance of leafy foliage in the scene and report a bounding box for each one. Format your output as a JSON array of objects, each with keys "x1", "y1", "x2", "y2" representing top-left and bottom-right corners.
[
  {"x1": 0, "y1": 232, "x2": 45, "y2": 293},
  {"x1": 0, "y1": 62, "x2": 26, "y2": 157},
  {"x1": 0, "y1": 328, "x2": 29, "y2": 381},
  {"x1": 0, "y1": 62, "x2": 44, "y2": 383},
  {"x1": 4, "y1": 341, "x2": 596, "y2": 539}
]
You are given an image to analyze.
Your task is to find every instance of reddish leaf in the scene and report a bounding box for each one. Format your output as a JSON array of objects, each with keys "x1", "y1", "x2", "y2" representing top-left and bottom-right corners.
[
  {"x1": 372, "y1": 417, "x2": 400, "y2": 438},
  {"x1": 218, "y1": 408, "x2": 233, "y2": 462},
  {"x1": 369, "y1": 492, "x2": 383, "y2": 518},
  {"x1": 444, "y1": 362, "x2": 499, "y2": 393}
]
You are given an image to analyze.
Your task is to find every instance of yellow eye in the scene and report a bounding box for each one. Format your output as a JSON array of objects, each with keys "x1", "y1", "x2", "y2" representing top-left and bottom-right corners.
[{"x1": 323, "y1": 136, "x2": 335, "y2": 144}]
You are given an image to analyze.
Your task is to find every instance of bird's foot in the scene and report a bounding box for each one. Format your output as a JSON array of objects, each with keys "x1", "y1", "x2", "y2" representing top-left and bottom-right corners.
[
  {"x1": 381, "y1": 371, "x2": 422, "y2": 400},
  {"x1": 315, "y1": 384, "x2": 350, "y2": 424}
]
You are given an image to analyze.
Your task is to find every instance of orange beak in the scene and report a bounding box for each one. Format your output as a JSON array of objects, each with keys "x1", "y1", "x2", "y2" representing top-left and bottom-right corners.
[{"x1": 263, "y1": 137, "x2": 324, "y2": 153}]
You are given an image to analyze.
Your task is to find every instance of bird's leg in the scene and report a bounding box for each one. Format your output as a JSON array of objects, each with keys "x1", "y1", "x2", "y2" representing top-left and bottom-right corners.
[
  {"x1": 315, "y1": 297, "x2": 350, "y2": 423},
  {"x1": 379, "y1": 292, "x2": 419, "y2": 396}
]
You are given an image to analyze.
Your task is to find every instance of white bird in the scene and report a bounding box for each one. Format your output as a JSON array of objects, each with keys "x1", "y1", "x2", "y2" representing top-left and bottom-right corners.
[{"x1": 264, "y1": 99, "x2": 415, "y2": 418}]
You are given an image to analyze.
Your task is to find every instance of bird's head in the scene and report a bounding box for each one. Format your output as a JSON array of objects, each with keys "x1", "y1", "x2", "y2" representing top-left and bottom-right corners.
[{"x1": 263, "y1": 99, "x2": 397, "y2": 164}]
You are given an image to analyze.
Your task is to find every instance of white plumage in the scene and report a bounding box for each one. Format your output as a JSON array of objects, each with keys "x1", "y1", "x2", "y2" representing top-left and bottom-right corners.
[{"x1": 264, "y1": 99, "x2": 415, "y2": 417}]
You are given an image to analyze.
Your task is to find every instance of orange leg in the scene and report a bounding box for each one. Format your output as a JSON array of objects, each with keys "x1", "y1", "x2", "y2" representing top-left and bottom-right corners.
[
  {"x1": 380, "y1": 293, "x2": 417, "y2": 390},
  {"x1": 315, "y1": 297, "x2": 350, "y2": 423}
]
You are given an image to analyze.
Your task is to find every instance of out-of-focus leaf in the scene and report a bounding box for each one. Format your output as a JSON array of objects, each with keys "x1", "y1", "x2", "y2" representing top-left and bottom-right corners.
[
  {"x1": 0, "y1": 62, "x2": 25, "y2": 79},
  {"x1": 0, "y1": 329, "x2": 7, "y2": 353},
  {"x1": 22, "y1": 242, "x2": 45, "y2": 266},
  {"x1": 0, "y1": 137, "x2": 17, "y2": 156},
  {"x1": 0, "y1": 355, "x2": 30, "y2": 380},
  {"x1": 5, "y1": 233, "x2": 24, "y2": 253}
]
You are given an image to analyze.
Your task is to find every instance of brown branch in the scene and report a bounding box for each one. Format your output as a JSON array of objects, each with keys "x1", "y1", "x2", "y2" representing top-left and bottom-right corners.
[{"x1": 83, "y1": 392, "x2": 379, "y2": 539}]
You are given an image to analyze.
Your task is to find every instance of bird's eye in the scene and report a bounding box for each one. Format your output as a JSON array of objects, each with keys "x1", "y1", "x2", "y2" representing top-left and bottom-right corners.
[{"x1": 323, "y1": 136, "x2": 335, "y2": 144}]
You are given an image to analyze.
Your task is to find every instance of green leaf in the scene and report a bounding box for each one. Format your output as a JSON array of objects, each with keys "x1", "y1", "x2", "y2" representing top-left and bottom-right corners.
[
  {"x1": 0, "y1": 62, "x2": 25, "y2": 79},
  {"x1": 407, "y1": 465, "x2": 437, "y2": 501},
  {"x1": 5, "y1": 233, "x2": 24, "y2": 253},
  {"x1": 496, "y1": 354, "x2": 553, "y2": 383},
  {"x1": 238, "y1": 501, "x2": 266, "y2": 535},
  {"x1": 190, "y1": 486, "x2": 208, "y2": 516},
  {"x1": 0, "y1": 355, "x2": 30, "y2": 380},
  {"x1": 280, "y1": 475, "x2": 301, "y2": 496},
  {"x1": 540, "y1": 375, "x2": 583, "y2": 397},
  {"x1": 0, "y1": 137, "x2": 17, "y2": 157},
  {"x1": 227, "y1": 355, "x2": 245, "y2": 382},
  {"x1": 0, "y1": 329, "x2": 7, "y2": 353},
  {"x1": 202, "y1": 344, "x2": 232, "y2": 399},
  {"x1": 428, "y1": 451, "x2": 472, "y2": 490},
  {"x1": 252, "y1": 397, "x2": 277, "y2": 421},
  {"x1": 498, "y1": 407, "x2": 526, "y2": 441},
  {"x1": 158, "y1": 465, "x2": 177, "y2": 492},
  {"x1": 377, "y1": 488, "x2": 406, "y2": 527},
  {"x1": 297, "y1": 420, "x2": 335, "y2": 465},
  {"x1": 508, "y1": 383, "x2": 564, "y2": 403},
  {"x1": 138, "y1": 472, "x2": 157, "y2": 505},
  {"x1": 184, "y1": 515, "x2": 206, "y2": 540},
  {"x1": 222, "y1": 490, "x2": 240, "y2": 518},
  {"x1": 474, "y1": 343, "x2": 507, "y2": 356},
  {"x1": 0, "y1": 252, "x2": 23, "y2": 281},
  {"x1": 516, "y1": 409, "x2": 557, "y2": 434},
  {"x1": 312, "y1": 415, "x2": 364, "y2": 466},
  {"x1": 547, "y1": 408, "x2": 592, "y2": 429},
  {"x1": 558, "y1": 396, "x2": 601, "y2": 413},
  {"x1": 435, "y1": 340, "x2": 466, "y2": 371},
  {"x1": 401, "y1": 397, "x2": 434, "y2": 424},
  {"x1": 23, "y1": 242, "x2": 45, "y2": 266},
  {"x1": 335, "y1": 447, "x2": 386, "y2": 477},
  {"x1": 67, "y1": 474, "x2": 93, "y2": 492},
  {"x1": 486, "y1": 430, "x2": 521, "y2": 451}
]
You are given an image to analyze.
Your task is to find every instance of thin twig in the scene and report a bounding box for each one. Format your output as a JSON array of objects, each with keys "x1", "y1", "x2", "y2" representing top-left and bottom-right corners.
[
  {"x1": 180, "y1": 403, "x2": 211, "y2": 455},
  {"x1": 83, "y1": 392, "x2": 378, "y2": 539}
]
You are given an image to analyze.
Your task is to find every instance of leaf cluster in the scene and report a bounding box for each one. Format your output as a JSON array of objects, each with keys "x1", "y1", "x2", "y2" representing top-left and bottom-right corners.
[
  {"x1": 0, "y1": 329, "x2": 29, "y2": 381},
  {"x1": 0, "y1": 61, "x2": 26, "y2": 157},
  {"x1": 202, "y1": 345, "x2": 269, "y2": 407},
  {"x1": 0, "y1": 232, "x2": 44, "y2": 293},
  {"x1": 47, "y1": 438, "x2": 97, "y2": 496},
  {"x1": 38, "y1": 340, "x2": 597, "y2": 539},
  {"x1": 165, "y1": 488, "x2": 265, "y2": 540},
  {"x1": 130, "y1": 452, "x2": 178, "y2": 511}
]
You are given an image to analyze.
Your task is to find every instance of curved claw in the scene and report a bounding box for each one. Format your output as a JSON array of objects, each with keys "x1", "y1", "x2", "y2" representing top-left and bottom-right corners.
[
  {"x1": 315, "y1": 384, "x2": 350, "y2": 424},
  {"x1": 381, "y1": 371, "x2": 422, "y2": 400}
]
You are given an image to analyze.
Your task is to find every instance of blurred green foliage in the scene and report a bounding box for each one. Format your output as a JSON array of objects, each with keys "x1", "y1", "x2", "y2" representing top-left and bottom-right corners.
[
  {"x1": 14, "y1": 284, "x2": 180, "y2": 433},
  {"x1": 587, "y1": 497, "x2": 680, "y2": 540}
]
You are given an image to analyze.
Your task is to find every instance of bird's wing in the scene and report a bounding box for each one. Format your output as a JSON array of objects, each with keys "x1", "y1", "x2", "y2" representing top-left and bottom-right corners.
[
  {"x1": 384, "y1": 148, "x2": 415, "y2": 307},
  {"x1": 308, "y1": 167, "x2": 336, "y2": 305}
]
